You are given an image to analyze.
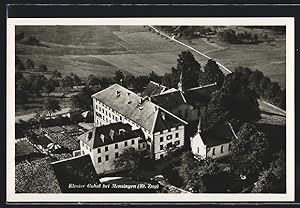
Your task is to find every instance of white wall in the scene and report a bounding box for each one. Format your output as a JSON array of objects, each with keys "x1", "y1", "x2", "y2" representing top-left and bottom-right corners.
[
  {"x1": 190, "y1": 133, "x2": 207, "y2": 159},
  {"x1": 207, "y1": 142, "x2": 231, "y2": 159},
  {"x1": 80, "y1": 136, "x2": 146, "y2": 174},
  {"x1": 153, "y1": 125, "x2": 185, "y2": 160}
]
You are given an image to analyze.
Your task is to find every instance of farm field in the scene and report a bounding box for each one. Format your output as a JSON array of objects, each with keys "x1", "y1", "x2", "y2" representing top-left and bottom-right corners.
[
  {"x1": 178, "y1": 27, "x2": 286, "y2": 88},
  {"x1": 16, "y1": 25, "x2": 286, "y2": 87}
]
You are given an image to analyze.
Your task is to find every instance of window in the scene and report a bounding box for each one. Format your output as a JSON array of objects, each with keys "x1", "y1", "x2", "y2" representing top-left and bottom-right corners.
[
  {"x1": 197, "y1": 147, "x2": 199, "y2": 153},
  {"x1": 105, "y1": 146, "x2": 108, "y2": 152},
  {"x1": 167, "y1": 143, "x2": 172, "y2": 148},
  {"x1": 82, "y1": 151, "x2": 84, "y2": 155},
  {"x1": 97, "y1": 148, "x2": 101, "y2": 153},
  {"x1": 174, "y1": 140, "x2": 180, "y2": 146},
  {"x1": 131, "y1": 140, "x2": 135, "y2": 145},
  {"x1": 119, "y1": 116, "x2": 122, "y2": 121},
  {"x1": 229, "y1": 143, "x2": 231, "y2": 151},
  {"x1": 105, "y1": 111, "x2": 107, "y2": 116},
  {"x1": 167, "y1": 135, "x2": 172, "y2": 140},
  {"x1": 115, "y1": 144, "x2": 118, "y2": 149},
  {"x1": 143, "y1": 143, "x2": 145, "y2": 148},
  {"x1": 105, "y1": 155, "x2": 109, "y2": 161},
  {"x1": 109, "y1": 113, "x2": 111, "y2": 118},
  {"x1": 221, "y1": 145, "x2": 224, "y2": 153},
  {"x1": 160, "y1": 137, "x2": 163, "y2": 142},
  {"x1": 160, "y1": 154, "x2": 164, "y2": 159},
  {"x1": 124, "y1": 141, "x2": 128, "y2": 147},
  {"x1": 175, "y1": 133, "x2": 179, "y2": 138},
  {"x1": 160, "y1": 145, "x2": 164, "y2": 150},
  {"x1": 115, "y1": 152, "x2": 119, "y2": 158},
  {"x1": 168, "y1": 128, "x2": 171, "y2": 132},
  {"x1": 98, "y1": 157, "x2": 102, "y2": 163},
  {"x1": 212, "y1": 148, "x2": 216, "y2": 155},
  {"x1": 102, "y1": 109, "x2": 104, "y2": 113}
]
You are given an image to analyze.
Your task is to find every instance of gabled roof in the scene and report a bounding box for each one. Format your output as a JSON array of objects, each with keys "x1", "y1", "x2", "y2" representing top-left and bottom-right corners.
[
  {"x1": 15, "y1": 157, "x2": 61, "y2": 193},
  {"x1": 142, "y1": 81, "x2": 166, "y2": 97},
  {"x1": 78, "y1": 122, "x2": 145, "y2": 149},
  {"x1": 51, "y1": 155, "x2": 99, "y2": 193},
  {"x1": 92, "y1": 84, "x2": 187, "y2": 133},
  {"x1": 192, "y1": 123, "x2": 236, "y2": 148},
  {"x1": 151, "y1": 90, "x2": 186, "y2": 111},
  {"x1": 184, "y1": 83, "x2": 218, "y2": 106}
]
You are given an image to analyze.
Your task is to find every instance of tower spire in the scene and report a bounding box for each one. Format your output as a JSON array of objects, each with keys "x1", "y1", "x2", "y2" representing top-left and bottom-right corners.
[
  {"x1": 197, "y1": 117, "x2": 202, "y2": 133},
  {"x1": 178, "y1": 70, "x2": 183, "y2": 92}
]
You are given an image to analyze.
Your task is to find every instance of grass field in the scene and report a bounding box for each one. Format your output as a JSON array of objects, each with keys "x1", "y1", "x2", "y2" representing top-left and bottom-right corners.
[{"x1": 16, "y1": 25, "x2": 286, "y2": 88}]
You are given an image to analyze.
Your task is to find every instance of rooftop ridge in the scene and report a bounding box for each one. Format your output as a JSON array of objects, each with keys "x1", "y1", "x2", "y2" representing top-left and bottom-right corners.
[
  {"x1": 186, "y1": 82, "x2": 217, "y2": 92},
  {"x1": 51, "y1": 154, "x2": 87, "y2": 165}
]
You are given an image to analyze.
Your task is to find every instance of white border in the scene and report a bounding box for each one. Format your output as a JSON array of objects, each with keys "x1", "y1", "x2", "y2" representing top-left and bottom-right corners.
[{"x1": 7, "y1": 18, "x2": 295, "y2": 203}]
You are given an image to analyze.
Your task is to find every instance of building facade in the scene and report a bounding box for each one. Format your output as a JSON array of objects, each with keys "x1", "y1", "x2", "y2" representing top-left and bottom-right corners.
[
  {"x1": 78, "y1": 122, "x2": 146, "y2": 174},
  {"x1": 92, "y1": 84, "x2": 187, "y2": 160},
  {"x1": 190, "y1": 121, "x2": 237, "y2": 159}
]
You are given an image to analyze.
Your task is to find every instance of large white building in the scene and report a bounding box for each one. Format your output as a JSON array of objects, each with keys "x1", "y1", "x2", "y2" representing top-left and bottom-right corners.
[
  {"x1": 78, "y1": 122, "x2": 146, "y2": 174},
  {"x1": 91, "y1": 83, "x2": 187, "y2": 161}
]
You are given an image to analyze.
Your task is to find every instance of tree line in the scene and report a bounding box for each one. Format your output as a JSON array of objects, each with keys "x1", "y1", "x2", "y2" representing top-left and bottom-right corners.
[{"x1": 218, "y1": 29, "x2": 266, "y2": 44}]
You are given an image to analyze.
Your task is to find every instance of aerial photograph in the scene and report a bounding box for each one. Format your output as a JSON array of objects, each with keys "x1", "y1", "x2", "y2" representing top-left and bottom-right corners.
[{"x1": 14, "y1": 25, "x2": 286, "y2": 194}]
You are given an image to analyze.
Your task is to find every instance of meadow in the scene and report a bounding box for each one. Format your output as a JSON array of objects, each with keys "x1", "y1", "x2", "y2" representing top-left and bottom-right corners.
[{"x1": 16, "y1": 25, "x2": 286, "y2": 88}]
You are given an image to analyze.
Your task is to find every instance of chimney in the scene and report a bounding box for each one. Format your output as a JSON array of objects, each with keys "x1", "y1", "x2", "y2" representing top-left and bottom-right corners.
[
  {"x1": 116, "y1": 90, "x2": 120, "y2": 97},
  {"x1": 100, "y1": 134, "x2": 105, "y2": 143},
  {"x1": 109, "y1": 129, "x2": 115, "y2": 140},
  {"x1": 86, "y1": 131, "x2": 93, "y2": 141},
  {"x1": 119, "y1": 129, "x2": 126, "y2": 135},
  {"x1": 161, "y1": 112, "x2": 166, "y2": 120}
]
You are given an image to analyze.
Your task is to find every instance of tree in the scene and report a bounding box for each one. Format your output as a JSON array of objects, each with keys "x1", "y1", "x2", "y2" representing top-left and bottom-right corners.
[
  {"x1": 60, "y1": 75, "x2": 74, "y2": 89},
  {"x1": 44, "y1": 79, "x2": 56, "y2": 95},
  {"x1": 114, "y1": 147, "x2": 151, "y2": 180},
  {"x1": 231, "y1": 123, "x2": 269, "y2": 179},
  {"x1": 173, "y1": 51, "x2": 202, "y2": 90},
  {"x1": 71, "y1": 87, "x2": 95, "y2": 110},
  {"x1": 178, "y1": 151, "x2": 219, "y2": 193},
  {"x1": 113, "y1": 70, "x2": 125, "y2": 84},
  {"x1": 28, "y1": 74, "x2": 47, "y2": 98},
  {"x1": 25, "y1": 59, "x2": 35, "y2": 69},
  {"x1": 43, "y1": 98, "x2": 61, "y2": 117},
  {"x1": 51, "y1": 70, "x2": 62, "y2": 79},
  {"x1": 86, "y1": 74, "x2": 100, "y2": 86},
  {"x1": 70, "y1": 73, "x2": 81, "y2": 86},
  {"x1": 203, "y1": 72, "x2": 260, "y2": 129},
  {"x1": 38, "y1": 64, "x2": 48, "y2": 72},
  {"x1": 16, "y1": 56, "x2": 25, "y2": 71},
  {"x1": 199, "y1": 59, "x2": 224, "y2": 88},
  {"x1": 252, "y1": 150, "x2": 285, "y2": 193},
  {"x1": 148, "y1": 71, "x2": 162, "y2": 83}
]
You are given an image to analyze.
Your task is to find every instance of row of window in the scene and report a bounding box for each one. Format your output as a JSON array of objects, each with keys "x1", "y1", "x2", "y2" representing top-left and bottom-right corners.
[
  {"x1": 97, "y1": 154, "x2": 115, "y2": 163},
  {"x1": 96, "y1": 140, "x2": 136, "y2": 153},
  {"x1": 159, "y1": 132, "x2": 179, "y2": 143},
  {"x1": 160, "y1": 140, "x2": 180, "y2": 150}
]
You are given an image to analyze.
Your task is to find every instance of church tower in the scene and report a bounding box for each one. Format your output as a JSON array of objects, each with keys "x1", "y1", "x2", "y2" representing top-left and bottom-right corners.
[{"x1": 178, "y1": 70, "x2": 184, "y2": 92}]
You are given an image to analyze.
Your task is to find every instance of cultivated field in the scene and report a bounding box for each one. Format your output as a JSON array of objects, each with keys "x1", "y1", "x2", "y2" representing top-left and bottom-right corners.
[{"x1": 16, "y1": 25, "x2": 286, "y2": 88}]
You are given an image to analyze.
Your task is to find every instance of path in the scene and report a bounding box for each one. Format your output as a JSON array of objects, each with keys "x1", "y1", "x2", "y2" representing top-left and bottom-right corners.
[
  {"x1": 148, "y1": 25, "x2": 232, "y2": 75},
  {"x1": 149, "y1": 25, "x2": 286, "y2": 116},
  {"x1": 15, "y1": 108, "x2": 71, "y2": 123}
]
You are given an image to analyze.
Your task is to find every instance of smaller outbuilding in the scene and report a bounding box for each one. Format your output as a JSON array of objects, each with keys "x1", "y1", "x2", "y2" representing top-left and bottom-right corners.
[{"x1": 190, "y1": 119, "x2": 238, "y2": 159}]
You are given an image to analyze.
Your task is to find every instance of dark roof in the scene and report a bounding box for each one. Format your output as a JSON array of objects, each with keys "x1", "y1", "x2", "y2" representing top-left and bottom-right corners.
[
  {"x1": 201, "y1": 123, "x2": 235, "y2": 147},
  {"x1": 142, "y1": 81, "x2": 166, "y2": 97},
  {"x1": 154, "y1": 109, "x2": 186, "y2": 132},
  {"x1": 151, "y1": 83, "x2": 217, "y2": 111},
  {"x1": 184, "y1": 83, "x2": 218, "y2": 106},
  {"x1": 151, "y1": 90, "x2": 186, "y2": 111},
  {"x1": 92, "y1": 84, "x2": 186, "y2": 133},
  {"x1": 51, "y1": 155, "x2": 99, "y2": 193},
  {"x1": 15, "y1": 158, "x2": 61, "y2": 193},
  {"x1": 78, "y1": 122, "x2": 145, "y2": 148}
]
